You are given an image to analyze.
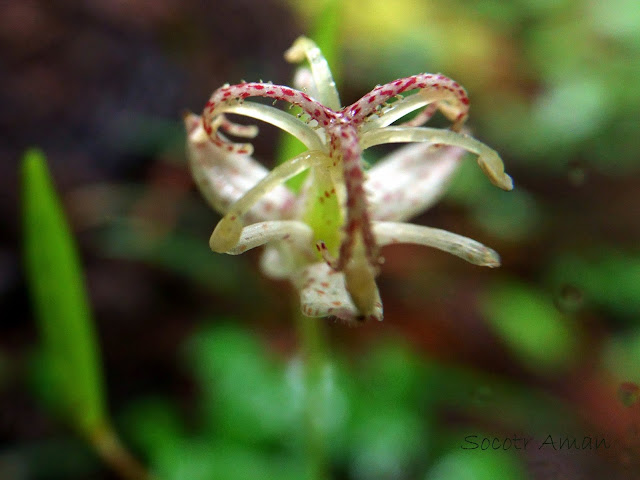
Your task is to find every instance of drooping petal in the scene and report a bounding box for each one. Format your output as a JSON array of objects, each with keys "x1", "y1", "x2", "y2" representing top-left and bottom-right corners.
[
  {"x1": 366, "y1": 143, "x2": 464, "y2": 221},
  {"x1": 209, "y1": 150, "x2": 330, "y2": 253},
  {"x1": 373, "y1": 221, "x2": 501, "y2": 267},
  {"x1": 361, "y1": 126, "x2": 514, "y2": 191},
  {"x1": 185, "y1": 113, "x2": 295, "y2": 221},
  {"x1": 295, "y1": 262, "x2": 383, "y2": 323},
  {"x1": 285, "y1": 36, "x2": 341, "y2": 110},
  {"x1": 223, "y1": 220, "x2": 315, "y2": 257}
]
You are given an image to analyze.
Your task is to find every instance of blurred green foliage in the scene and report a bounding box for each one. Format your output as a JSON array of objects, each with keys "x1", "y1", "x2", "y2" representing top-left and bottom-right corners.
[
  {"x1": 603, "y1": 328, "x2": 640, "y2": 384},
  {"x1": 22, "y1": 149, "x2": 107, "y2": 437},
  {"x1": 118, "y1": 324, "x2": 597, "y2": 479},
  {"x1": 445, "y1": 159, "x2": 544, "y2": 241},
  {"x1": 476, "y1": 0, "x2": 640, "y2": 174},
  {"x1": 290, "y1": 0, "x2": 640, "y2": 175},
  {"x1": 546, "y1": 249, "x2": 640, "y2": 322},
  {"x1": 482, "y1": 281, "x2": 580, "y2": 373},
  {"x1": 19, "y1": 1, "x2": 640, "y2": 478}
]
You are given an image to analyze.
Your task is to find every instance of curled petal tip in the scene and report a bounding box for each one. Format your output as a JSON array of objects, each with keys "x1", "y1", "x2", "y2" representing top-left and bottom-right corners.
[
  {"x1": 220, "y1": 118, "x2": 259, "y2": 139},
  {"x1": 462, "y1": 244, "x2": 501, "y2": 268},
  {"x1": 487, "y1": 171, "x2": 514, "y2": 191},
  {"x1": 183, "y1": 111, "x2": 200, "y2": 132},
  {"x1": 244, "y1": 125, "x2": 259, "y2": 138},
  {"x1": 284, "y1": 36, "x2": 311, "y2": 63},
  {"x1": 238, "y1": 144, "x2": 255, "y2": 156},
  {"x1": 477, "y1": 153, "x2": 514, "y2": 191},
  {"x1": 482, "y1": 248, "x2": 502, "y2": 268},
  {"x1": 209, "y1": 216, "x2": 242, "y2": 253},
  {"x1": 502, "y1": 173, "x2": 514, "y2": 191}
]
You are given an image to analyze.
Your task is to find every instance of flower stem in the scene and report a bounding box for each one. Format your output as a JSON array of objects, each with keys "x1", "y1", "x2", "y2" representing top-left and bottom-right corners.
[
  {"x1": 89, "y1": 424, "x2": 154, "y2": 480},
  {"x1": 295, "y1": 308, "x2": 330, "y2": 480}
]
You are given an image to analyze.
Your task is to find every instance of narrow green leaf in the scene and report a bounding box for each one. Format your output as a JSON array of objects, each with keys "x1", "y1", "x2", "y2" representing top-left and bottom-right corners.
[{"x1": 22, "y1": 149, "x2": 107, "y2": 436}]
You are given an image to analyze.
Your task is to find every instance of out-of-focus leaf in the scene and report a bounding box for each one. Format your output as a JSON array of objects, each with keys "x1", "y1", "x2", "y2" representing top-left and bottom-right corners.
[
  {"x1": 285, "y1": 355, "x2": 352, "y2": 456},
  {"x1": 588, "y1": 0, "x2": 640, "y2": 41},
  {"x1": 546, "y1": 249, "x2": 640, "y2": 321},
  {"x1": 358, "y1": 342, "x2": 428, "y2": 407},
  {"x1": 22, "y1": 149, "x2": 107, "y2": 436},
  {"x1": 348, "y1": 409, "x2": 424, "y2": 480},
  {"x1": 119, "y1": 397, "x2": 184, "y2": 464},
  {"x1": 445, "y1": 159, "x2": 544, "y2": 241},
  {"x1": 429, "y1": 366, "x2": 578, "y2": 438},
  {"x1": 185, "y1": 324, "x2": 300, "y2": 444},
  {"x1": 158, "y1": 440, "x2": 306, "y2": 480},
  {"x1": 482, "y1": 281, "x2": 580, "y2": 373},
  {"x1": 345, "y1": 342, "x2": 432, "y2": 478},
  {"x1": 426, "y1": 445, "x2": 527, "y2": 480},
  {"x1": 603, "y1": 328, "x2": 640, "y2": 384},
  {"x1": 530, "y1": 77, "x2": 609, "y2": 150}
]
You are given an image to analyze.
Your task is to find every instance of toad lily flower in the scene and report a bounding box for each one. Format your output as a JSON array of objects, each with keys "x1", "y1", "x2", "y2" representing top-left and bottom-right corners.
[{"x1": 185, "y1": 36, "x2": 513, "y2": 323}]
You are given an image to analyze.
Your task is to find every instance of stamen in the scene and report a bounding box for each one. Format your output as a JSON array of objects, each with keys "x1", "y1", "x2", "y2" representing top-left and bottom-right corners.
[
  {"x1": 316, "y1": 240, "x2": 338, "y2": 268},
  {"x1": 209, "y1": 150, "x2": 329, "y2": 252},
  {"x1": 225, "y1": 220, "x2": 315, "y2": 256},
  {"x1": 192, "y1": 39, "x2": 512, "y2": 324}
]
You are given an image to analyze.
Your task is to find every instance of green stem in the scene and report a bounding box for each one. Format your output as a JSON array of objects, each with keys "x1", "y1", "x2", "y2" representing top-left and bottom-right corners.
[
  {"x1": 89, "y1": 425, "x2": 155, "y2": 480},
  {"x1": 295, "y1": 309, "x2": 330, "y2": 480}
]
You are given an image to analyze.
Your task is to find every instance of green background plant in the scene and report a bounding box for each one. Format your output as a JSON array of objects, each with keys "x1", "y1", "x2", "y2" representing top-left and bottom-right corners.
[{"x1": 8, "y1": 0, "x2": 640, "y2": 479}]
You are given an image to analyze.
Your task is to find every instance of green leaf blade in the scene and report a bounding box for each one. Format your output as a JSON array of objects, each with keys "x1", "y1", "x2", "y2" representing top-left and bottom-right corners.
[{"x1": 22, "y1": 149, "x2": 107, "y2": 436}]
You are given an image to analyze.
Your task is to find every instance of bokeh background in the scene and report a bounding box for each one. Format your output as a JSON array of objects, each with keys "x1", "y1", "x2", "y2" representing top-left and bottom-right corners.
[{"x1": 2, "y1": 0, "x2": 640, "y2": 479}]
